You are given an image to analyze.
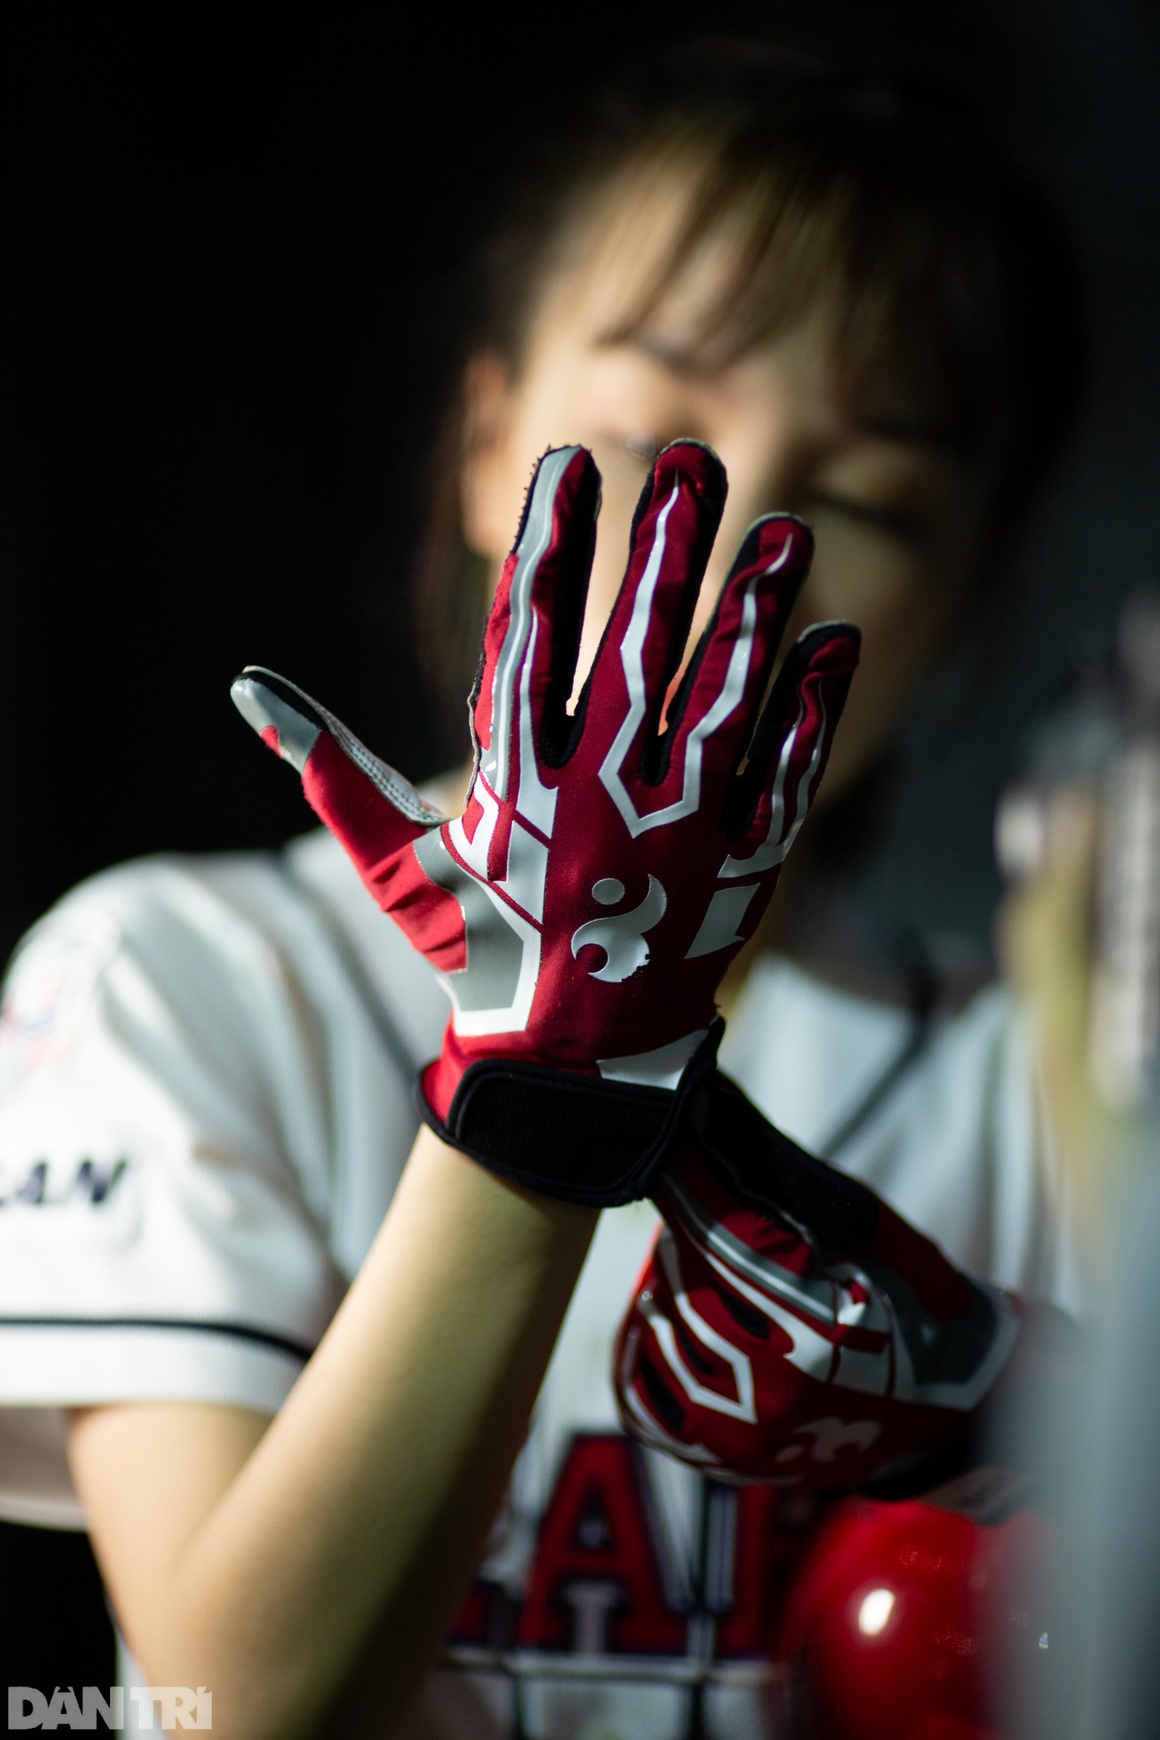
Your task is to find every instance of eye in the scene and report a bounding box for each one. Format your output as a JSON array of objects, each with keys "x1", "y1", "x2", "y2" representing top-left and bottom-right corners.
[
  {"x1": 623, "y1": 432, "x2": 661, "y2": 464},
  {"x1": 804, "y1": 491, "x2": 923, "y2": 544},
  {"x1": 591, "y1": 431, "x2": 662, "y2": 475}
]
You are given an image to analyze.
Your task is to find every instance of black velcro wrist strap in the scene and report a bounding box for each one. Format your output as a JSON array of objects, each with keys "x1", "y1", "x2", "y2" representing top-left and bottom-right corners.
[
  {"x1": 694, "y1": 1070, "x2": 882, "y2": 1248},
  {"x1": 417, "y1": 1023, "x2": 723, "y2": 1207}
]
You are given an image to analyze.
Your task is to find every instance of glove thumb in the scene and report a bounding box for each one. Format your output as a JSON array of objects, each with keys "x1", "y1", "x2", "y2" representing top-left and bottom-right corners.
[{"x1": 231, "y1": 667, "x2": 445, "y2": 879}]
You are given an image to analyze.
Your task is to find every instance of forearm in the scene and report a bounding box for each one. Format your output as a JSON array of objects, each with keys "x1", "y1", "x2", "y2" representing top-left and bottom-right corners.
[
  {"x1": 71, "y1": 1128, "x2": 597, "y2": 1739},
  {"x1": 149, "y1": 440, "x2": 849, "y2": 1734}
]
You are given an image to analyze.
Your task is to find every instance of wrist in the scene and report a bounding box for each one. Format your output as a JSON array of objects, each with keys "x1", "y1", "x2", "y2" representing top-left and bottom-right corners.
[{"x1": 416, "y1": 1021, "x2": 724, "y2": 1206}]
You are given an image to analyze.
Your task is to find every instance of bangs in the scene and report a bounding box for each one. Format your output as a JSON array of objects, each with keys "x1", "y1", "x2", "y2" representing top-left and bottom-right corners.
[{"x1": 605, "y1": 122, "x2": 1012, "y2": 449}]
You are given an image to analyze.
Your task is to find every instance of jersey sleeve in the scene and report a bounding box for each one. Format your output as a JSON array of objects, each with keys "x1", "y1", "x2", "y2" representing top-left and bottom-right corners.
[
  {"x1": 615, "y1": 1072, "x2": 1076, "y2": 1493},
  {"x1": 0, "y1": 861, "x2": 350, "y2": 1427}
]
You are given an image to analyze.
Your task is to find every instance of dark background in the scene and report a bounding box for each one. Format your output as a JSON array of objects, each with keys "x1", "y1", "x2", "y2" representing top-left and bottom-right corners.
[
  {"x1": 2, "y1": 0, "x2": 1159, "y2": 1705},
  {"x1": 3, "y1": 0, "x2": 1160, "y2": 973}
]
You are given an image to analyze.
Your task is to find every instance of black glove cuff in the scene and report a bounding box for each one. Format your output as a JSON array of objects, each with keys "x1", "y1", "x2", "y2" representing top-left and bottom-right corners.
[{"x1": 415, "y1": 1021, "x2": 724, "y2": 1207}]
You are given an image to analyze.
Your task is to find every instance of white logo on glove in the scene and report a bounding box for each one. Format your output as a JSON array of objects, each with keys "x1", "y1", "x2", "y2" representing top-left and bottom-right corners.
[{"x1": 570, "y1": 876, "x2": 668, "y2": 983}]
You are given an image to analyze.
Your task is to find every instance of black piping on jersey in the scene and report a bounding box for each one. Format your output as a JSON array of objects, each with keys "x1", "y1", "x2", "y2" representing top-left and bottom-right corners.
[
  {"x1": 0, "y1": 1316, "x2": 314, "y2": 1363},
  {"x1": 273, "y1": 851, "x2": 422, "y2": 1086},
  {"x1": 813, "y1": 933, "x2": 940, "y2": 1160}
]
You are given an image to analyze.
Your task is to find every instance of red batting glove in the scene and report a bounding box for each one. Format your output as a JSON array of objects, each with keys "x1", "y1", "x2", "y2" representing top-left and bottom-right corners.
[
  {"x1": 615, "y1": 1074, "x2": 1078, "y2": 1488},
  {"x1": 232, "y1": 441, "x2": 859, "y2": 1203}
]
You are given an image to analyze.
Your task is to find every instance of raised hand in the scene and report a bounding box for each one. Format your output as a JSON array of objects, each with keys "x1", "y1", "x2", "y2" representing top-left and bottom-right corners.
[{"x1": 232, "y1": 441, "x2": 859, "y2": 1202}]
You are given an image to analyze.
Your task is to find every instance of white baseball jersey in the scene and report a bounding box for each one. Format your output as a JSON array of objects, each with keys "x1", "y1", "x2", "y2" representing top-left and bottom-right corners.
[{"x1": 0, "y1": 830, "x2": 1081, "y2": 1739}]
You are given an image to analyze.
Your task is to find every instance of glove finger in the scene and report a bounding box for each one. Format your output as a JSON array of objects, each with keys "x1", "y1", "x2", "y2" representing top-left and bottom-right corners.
[
  {"x1": 472, "y1": 445, "x2": 600, "y2": 827},
  {"x1": 659, "y1": 514, "x2": 813, "y2": 812},
  {"x1": 231, "y1": 666, "x2": 445, "y2": 877},
  {"x1": 719, "y1": 622, "x2": 860, "y2": 868},
  {"x1": 583, "y1": 440, "x2": 726, "y2": 780}
]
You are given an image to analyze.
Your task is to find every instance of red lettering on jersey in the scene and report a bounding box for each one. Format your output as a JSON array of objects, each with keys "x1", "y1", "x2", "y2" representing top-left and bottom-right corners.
[
  {"x1": 715, "y1": 1487, "x2": 827, "y2": 1657},
  {"x1": 449, "y1": 1579, "x2": 491, "y2": 1645},
  {"x1": 517, "y1": 1435, "x2": 685, "y2": 1655}
]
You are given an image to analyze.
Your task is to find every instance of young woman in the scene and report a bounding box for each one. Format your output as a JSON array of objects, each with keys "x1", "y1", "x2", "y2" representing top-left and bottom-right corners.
[{"x1": 0, "y1": 41, "x2": 1085, "y2": 1740}]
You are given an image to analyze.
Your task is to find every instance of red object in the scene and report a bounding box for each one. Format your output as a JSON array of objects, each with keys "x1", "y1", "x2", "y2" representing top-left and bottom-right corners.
[
  {"x1": 232, "y1": 441, "x2": 858, "y2": 1199},
  {"x1": 615, "y1": 1074, "x2": 1076, "y2": 1490},
  {"x1": 616, "y1": 1076, "x2": 1019, "y2": 1488},
  {"x1": 768, "y1": 1496, "x2": 1051, "y2": 1740}
]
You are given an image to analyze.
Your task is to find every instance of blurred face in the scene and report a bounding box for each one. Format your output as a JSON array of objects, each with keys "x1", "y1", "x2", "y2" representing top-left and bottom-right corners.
[{"x1": 461, "y1": 174, "x2": 1000, "y2": 802}]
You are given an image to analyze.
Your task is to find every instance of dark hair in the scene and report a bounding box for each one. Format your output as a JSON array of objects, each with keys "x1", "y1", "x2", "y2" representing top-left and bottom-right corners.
[{"x1": 414, "y1": 39, "x2": 1087, "y2": 723}]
